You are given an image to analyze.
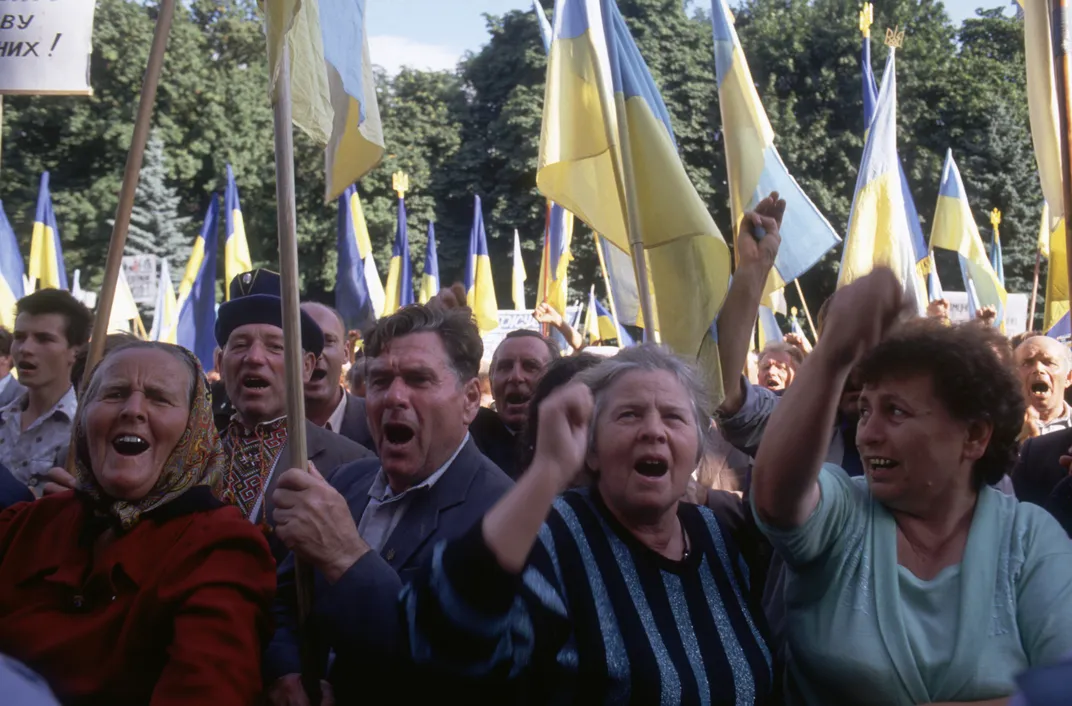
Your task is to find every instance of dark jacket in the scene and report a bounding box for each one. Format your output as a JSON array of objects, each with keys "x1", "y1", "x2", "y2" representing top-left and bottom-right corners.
[
  {"x1": 469, "y1": 407, "x2": 523, "y2": 480},
  {"x1": 0, "y1": 463, "x2": 31, "y2": 510},
  {"x1": 1012, "y1": 427, "x2": 1072, "y2": 508},
  {"x1": 264, "y1": 436, "x2": 512, "y2": 703},
  {"x1": 337, "y1": 392, "x2": 375, "y2": 450}
]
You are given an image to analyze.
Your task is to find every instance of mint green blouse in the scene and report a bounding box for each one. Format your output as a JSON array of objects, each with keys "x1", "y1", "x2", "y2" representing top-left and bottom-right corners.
[{"x1": 755, "y1": 465, "x2": 1072, "y2": 705}]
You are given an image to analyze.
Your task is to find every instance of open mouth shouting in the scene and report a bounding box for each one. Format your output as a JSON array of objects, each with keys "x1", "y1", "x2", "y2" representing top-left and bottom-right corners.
[
  {"x1": 865, "y1": 456, "x2": 899, "y2": 475},
  {"x1": 381, "y1": 420, "x2": 417, "y2": 452},
  {"x1": 633, "y1": 454, "x2": 670, "y2": 479},
  {"x1": 16, "y1": 360, "x2": 37, "y2": 376},
  {"x1": 1028, "y1": 379, "x2": 1052, "y2": 401},
  {"x1": 242, "y1": 375, "x2": 271, "y2": 392},
  {"x1": 112, "y1": 433, "x2": 151, "y2": 457},
  {"x1": 310, "y1": 368, "x2": 329, "y2": 383},
  {"x1": 502, "y1": 390, "x2": 531, "y2": 415}
]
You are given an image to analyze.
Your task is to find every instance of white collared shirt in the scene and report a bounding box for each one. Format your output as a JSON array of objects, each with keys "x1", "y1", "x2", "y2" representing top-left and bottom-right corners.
[
  {"x1": 357, "y1": 433, "x2": 470, "y2": 554},
  {"x1": 1039, "y1": 401, "x2": 1072, "y2": 436},
  {"x1": 0, "y1": 386, "x2": 78, "y2": 496},
  {"x1": 324, "y1": 388, "x2": 348, "y2": 435}
]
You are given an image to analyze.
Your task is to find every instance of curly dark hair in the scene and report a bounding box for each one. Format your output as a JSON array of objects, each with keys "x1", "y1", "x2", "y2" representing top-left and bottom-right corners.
[{"x1": 856, "y1": 318, "x2": 1024, "y2": 489}]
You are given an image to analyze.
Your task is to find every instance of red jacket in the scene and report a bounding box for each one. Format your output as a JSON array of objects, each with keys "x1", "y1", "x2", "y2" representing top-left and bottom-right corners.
[{"x1": 0, "y1": 491, "x2": 275, "y2": 705}]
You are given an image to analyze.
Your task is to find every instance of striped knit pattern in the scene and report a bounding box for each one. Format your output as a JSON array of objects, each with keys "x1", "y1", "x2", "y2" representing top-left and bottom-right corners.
[{"x1": 404, "y1": 488, "x2": 774, "y2": 705}]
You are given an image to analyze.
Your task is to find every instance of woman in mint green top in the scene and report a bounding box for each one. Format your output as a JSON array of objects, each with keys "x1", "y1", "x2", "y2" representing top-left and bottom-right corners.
[{"x1": 750, "y1": 269, "x2": 1072, "y2": 706}]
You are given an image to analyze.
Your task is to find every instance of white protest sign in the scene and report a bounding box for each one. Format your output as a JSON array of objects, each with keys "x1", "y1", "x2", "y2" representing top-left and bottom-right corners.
[
  {"x1": 481, "y1": 307, "x2": 582, "y2": 360},
  {"x1": 943, "y1": 291, "x2": 1030, "y2": 335},
  {"x1": 0, "y1": 0, "x2": 95, "y2": 95}
]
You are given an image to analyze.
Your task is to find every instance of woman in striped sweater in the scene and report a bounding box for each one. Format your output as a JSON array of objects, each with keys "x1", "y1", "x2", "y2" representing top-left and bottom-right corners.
[{"x1": 403, "y1": 345, "x2": 775, "y2": 704}]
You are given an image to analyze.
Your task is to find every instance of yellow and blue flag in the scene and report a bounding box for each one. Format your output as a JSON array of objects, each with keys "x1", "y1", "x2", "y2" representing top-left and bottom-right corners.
[
  {"x1": 512, "y1": 229, "x2": 527, "y2": 311},
  {"x1": 537, "y1": 0, "x2": 730, "y2": 389},
  {"x1": 929, "y1": 149, "x2": 1007, "y2": 328},
  {"x1": 533, "y1": 0, "x2": 554, "y2": 52},
  {"x1": 756, "y1": 305, "x2": 782, "y2": 350},
  {"x1": 594, "y1": 233, "x2": 644, "y2": 331},
  {"x1": 711, "y1": 0, "x2": 839, "y2": 298},
  {"x1": 860, "y1": 16, "x2": 928, "y2": 271},
  {"x1": 837, "y1": 49, "x2": 926, "y2": 313},
  {"x1": 176, "y1": 195, "x2": 219, "y2": 371},
  {"x1": 149, "y1": 258, "x2": 178, "y2": 343},
  {"x1": 536, "y1": 202, "x2": 574, "y2": 316},
  {"x1": 0, "y1": 202, "x2": 26, "y2": 330},
  {"x1": 1043, "y1": 206, "x2": 1068, "y2": 332},
  {"x1": 927, "y1": 252, "x2": 944, "y2": 302},
  {"x1": 585, "y1": 286, "x2": 631, "y2": 345},
  {"x1": 419, "y1": 222, "x2": 440, "y2": 305},
  {"x1": 28, "y1": 172, "x2": 67, "y2": 292},
  {"x1": 384, "y1": 196, "x2": 414, "y2": 314},
  {"x1": 335, "y1": 185, "x2": 378, "y2": 332},
  {"x1": 465, "y1": 195, "x2": 499, "y2": 334},
  {"x1": 1024, "y1": 0, "x2": 1064, "y2": 221},
  {"x1": 264, "y1": 0, "x2": 385, "y2": 201},
  {"x1": 224, "y1": 165, "x2": 253, "y2": 300},
  {"x1": 990, "y1": 231, "x2": 1005, "y2": 288}
]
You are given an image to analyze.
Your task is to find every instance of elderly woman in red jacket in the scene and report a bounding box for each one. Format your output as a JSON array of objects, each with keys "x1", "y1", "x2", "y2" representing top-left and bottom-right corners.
[{"x1": 0, "y1": 341, "x2": 275, "y2": 705}]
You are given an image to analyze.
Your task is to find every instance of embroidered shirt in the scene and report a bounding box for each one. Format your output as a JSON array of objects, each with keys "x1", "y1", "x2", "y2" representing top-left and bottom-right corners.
[
  {"x1": 221, "y1": 416, "x2": 289, "y2": 523},
  {"x1": 0, "y1": 387, "x2": 77, "y2": 497}
]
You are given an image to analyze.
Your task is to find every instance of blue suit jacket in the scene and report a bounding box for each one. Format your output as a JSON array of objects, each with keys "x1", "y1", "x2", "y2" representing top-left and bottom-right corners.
[{"x1": 264, "y1": 436, "x2": 512, "y2": 702}]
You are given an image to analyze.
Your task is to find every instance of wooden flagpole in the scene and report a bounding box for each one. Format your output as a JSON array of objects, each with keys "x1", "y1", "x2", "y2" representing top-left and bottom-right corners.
[
  {"x1": 792, "y1": 279, "x2": 818, "y2": 340},
  {"x1": 1055, "y1": 0, "x2": 1072, "y2": 307},
  {"x1": 270, "y1": 49, "x2": 320, "y2": 702},
  {"x1": 81, "y1": 0, "x2": 176, "y2": 378},
  {"x1": 1029, "y1": 246, "x2": 1041, "y2": 329}
]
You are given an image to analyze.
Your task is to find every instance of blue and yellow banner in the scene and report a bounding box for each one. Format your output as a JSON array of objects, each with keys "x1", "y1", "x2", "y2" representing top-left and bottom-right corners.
[
  {"x1": 149, "y1": 259, "x2": 178, "y2": 343},
  {"x1": 28, "y1": 172, "x2": 67, "y2": 292},
  {"x1": 420, "y1": 221, "x2": 440, "y2": 305},
  {"x1": 838, "y1": 49, "x2": 926, "y2": 313},
  {"x1": 224, "y1": 165, "x2": 253, "y2": 299},
  {"x1": 384, "y1": 196, "x2": 414, "y2": 314},
  {"x1": 335, "y1": 185, "x2": 378, "y2": 332},
  {"x1": 711, "y1": 0, "x2": 839, "y2": 298},
  {"x1": 465, "y1": 195, "x2": 498, "y2": 333},
  {"x1": 537, "y1": 0, "x2": 729, "y2": 391},
  {"x1": 0, "y1": 201, "x2": 26, "y2": 331},
  {"x1": 176, "y1": 195, "x2": 219, "y2": 371},
  {"x1": 536, "y1": 201, "x2": 574, "y2": 317},
  {"x1": 929, "y1": 150, "x2": 1007, "y2": 329}
]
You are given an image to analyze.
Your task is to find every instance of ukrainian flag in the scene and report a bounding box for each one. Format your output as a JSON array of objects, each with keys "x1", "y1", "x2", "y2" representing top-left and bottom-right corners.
[
  {"x1": 465, "y1": 195, "x2": 498, "y2": 334},
  {"x1": 860, "y1": 12, "x2": 928, "y2": 271},
  {"x1": 224, "y1": 165, "x2": 253, "y2": 300},
  {"x1": 419, "y1": 221, "x2": 439, "y2": 305},
  {"x1": 837, "y1": 49, "x2": 926, "y2": 313},
  {"x1": 711, "y1": 0, "x2": 839, "y2": 299},
  {"x1": 28, "y1": 172, "x2": 67, "y2": 292},
  {"x1": 149, "y1": 258, "x2": 178, "y2": 343},
  {"x1": 1044, "y1": 209, "x2": 1068, "y2": 332},
  {"x1": 512, "y1": 229, "x2": 527, "y2": 311},
  {"x1": 585, "y1": 286, "x2": 629, "y2": 345},
  {"x1": 537, "y1": 0, "x2": 730, "y2": 388},
  {"x1": 536, "y1": 202, "x2": 574, "y2": 316},
  {"x1": 594, "y1": 233, "x2": 644, "y2": 332},
  {"x1": 176, "y1": 195, "x2": 219, "y2": 371},
  {"x1": 533, "y1": 0, "x2": 553, "y2": 52},
  {"x1": 756, "y1": 304, "x2": 782, "y2": 350},
  {"x1": 384, "y1": 196, "x2": 414, "y2": 314},
  {"x1": 990, "y1": 231, "x2": 1005, "y2": 288},
  {"x1": 108, "y1": 268, "x2": 147, "y2": 337},
  {"x1": 264, "y1": 0, "x2": 385, "y2": 201},
  {"x1": 335, "y1": 185, "x2": 378, "y2": 332},
  {"x1": 929, "y1": 150, "x2": 1007, "y2": 328},
  {"x1": 927, "y1": 252, "x2": 944, "y2": 302},
  {"x1": 1024, "y1": 0, "x2": 1064, "y2": 220},
  {"x1": 0, "y1": 202, "x2": 26, "y2": 330}
]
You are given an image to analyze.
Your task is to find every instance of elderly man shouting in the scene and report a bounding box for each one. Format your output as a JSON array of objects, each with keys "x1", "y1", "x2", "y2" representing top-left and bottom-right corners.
[{"x1": 265, "y1": 305, "x2": 512, "y2": 705}]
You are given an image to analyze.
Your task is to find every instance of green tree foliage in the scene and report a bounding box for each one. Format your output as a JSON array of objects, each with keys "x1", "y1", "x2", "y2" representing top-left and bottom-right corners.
[{"x1": 0, "y1": 0, "x2": 1047, "y2": 323}]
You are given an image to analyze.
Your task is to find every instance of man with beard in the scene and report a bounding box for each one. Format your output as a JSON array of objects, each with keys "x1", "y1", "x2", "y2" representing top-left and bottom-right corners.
[
  {"x1": 301, "y1": 301, "x2": 374, "y2": 449},
  {"x1": 1012, "y1": 337, "x2": 1072, "y2": 508},
  {"x1": 264, "y1": 304, "x2": 512, "y2": 704},
  {"x1": 756, "y1": 340, "x2": 804, "y2": 392},
  {"x1": 215, "y1": 271, "x2": 371, "y2": 558},
  {"x1": 469, "y1": 329, "x2": 559, "y2": 479}
]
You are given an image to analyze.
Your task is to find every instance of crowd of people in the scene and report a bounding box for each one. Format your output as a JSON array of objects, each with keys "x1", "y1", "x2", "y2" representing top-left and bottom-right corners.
[{"x1": 0, "y1": 195, "x2": 1069, "y2": 704}]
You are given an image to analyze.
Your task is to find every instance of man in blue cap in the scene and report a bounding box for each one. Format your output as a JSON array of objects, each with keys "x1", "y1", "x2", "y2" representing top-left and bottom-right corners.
[{"x1": 215, "y1": 270, "x2": 372, "y2": 557}]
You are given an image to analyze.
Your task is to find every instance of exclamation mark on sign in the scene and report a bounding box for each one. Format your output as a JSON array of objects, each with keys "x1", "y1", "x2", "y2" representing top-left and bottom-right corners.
[{"x1": 49, "y1": 33, "x2": 61, "y2": 57}]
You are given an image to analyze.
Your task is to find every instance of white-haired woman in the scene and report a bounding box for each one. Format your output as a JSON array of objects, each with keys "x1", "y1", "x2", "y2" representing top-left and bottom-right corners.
[{"x1": 403, "y1": 344, "x2": 775, "y2": 704}]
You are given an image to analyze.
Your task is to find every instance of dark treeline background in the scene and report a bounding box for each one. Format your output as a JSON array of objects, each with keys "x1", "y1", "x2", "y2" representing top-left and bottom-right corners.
[{"x1": 0, "y1": 0, "x2": 1042, "y2": 324}]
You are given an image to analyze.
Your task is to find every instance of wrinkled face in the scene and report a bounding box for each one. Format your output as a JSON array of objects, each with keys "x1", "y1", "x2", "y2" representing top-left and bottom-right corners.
[
  {"x1": 365, "y1": 332, "x2": 480, "y2": 492},
  {"x1": 588, "y1": 370, "x2": 699, "y2": 525},
  {"x1": 758, "y1": 351, "x2": 796, "y2": 391},
  {"x1": 1015, "y1": 337, "x2": 1072, "y2": 416},
  {"x1": 85, "y1": 349, "x2": 192, "y2": 500},
  {"x1": 303, "y1": 303, "x2": 348, "y2": 407},
  {"x1": 221, "y1": 324, "x2": 314, "y2": 426},
  {"x1": 12, "y1": 312, "x2": 77, "y2": 391},
  {"x1": 491, "y1": 337, "x2": 554, "y2": 429},
  {"x1": 856, "y1": 373, "x2": 988, "y2": 511}
]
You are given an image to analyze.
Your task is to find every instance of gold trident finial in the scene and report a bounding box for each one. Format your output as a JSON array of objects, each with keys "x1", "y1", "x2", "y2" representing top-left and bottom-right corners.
[
  {"x1": 990, "y1": 208, "x2": 1002, "y2": 239},
  {"x1": 885, "y1": 25, "x2": 905, "y2": 49},
  {"x1": 392, "y1": 171, "x2": 409, "y2": 199},
  {"x1": 859, "y1": 3, "x2": 873, "y2": 38}
]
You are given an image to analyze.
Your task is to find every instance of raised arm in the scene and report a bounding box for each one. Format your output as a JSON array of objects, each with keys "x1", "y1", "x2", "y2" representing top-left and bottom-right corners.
[
  {"x1": 717, "y1": 192, "x2": 784, "y2": 415},
  {"x1": 751, "y1": 269, "x2": 903, "y2": 528}
]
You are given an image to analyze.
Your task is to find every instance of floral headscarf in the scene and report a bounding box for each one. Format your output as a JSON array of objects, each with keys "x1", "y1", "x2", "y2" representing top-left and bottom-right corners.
[{"x1": 72, "y1": 344, "x2": 226, "y2": 531}]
